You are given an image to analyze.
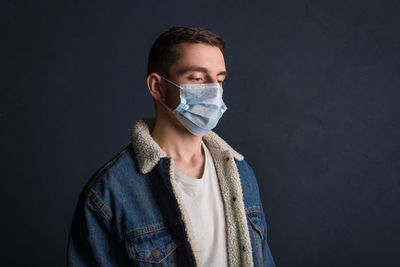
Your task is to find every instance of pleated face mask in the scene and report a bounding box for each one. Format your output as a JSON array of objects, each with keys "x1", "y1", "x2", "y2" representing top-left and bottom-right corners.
[{"x1": 160, "y1": 76, "x2": 228, "y2": 136}]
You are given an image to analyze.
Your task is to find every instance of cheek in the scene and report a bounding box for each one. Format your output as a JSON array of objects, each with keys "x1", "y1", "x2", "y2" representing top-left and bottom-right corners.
[{"x1": 165, "y1": 88, "x2": 181, "y2": 109}]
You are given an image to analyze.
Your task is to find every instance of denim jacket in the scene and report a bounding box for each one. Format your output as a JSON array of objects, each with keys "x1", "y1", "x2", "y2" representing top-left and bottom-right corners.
[{"x1": 67, "y1": 118, "x2": 275, "y2": 267}]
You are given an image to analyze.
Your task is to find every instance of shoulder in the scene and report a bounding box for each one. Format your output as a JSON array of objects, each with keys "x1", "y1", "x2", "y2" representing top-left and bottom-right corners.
[
  {"x1": 78, "y1": 143, "x2": 141, "y2": 212},
  {"x1": 235, "y1": 158, "x2": 258, "y2": 187},
  {"x1": 83, "y1": 144, "x2": 136, "y2": 189},
  {"x1": 235, "y1": 158, "x2": 263, "y2": 207}
]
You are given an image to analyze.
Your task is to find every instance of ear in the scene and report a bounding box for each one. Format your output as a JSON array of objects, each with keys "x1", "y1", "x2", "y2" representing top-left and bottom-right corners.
[{"x1": 147, "y1": 73, "x2": 165, "y2": 102}]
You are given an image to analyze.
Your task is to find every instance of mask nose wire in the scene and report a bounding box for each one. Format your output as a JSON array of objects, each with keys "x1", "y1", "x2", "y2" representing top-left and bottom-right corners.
[{"x1": 161, "y1": 75, "x2": 222, "y2": 90}]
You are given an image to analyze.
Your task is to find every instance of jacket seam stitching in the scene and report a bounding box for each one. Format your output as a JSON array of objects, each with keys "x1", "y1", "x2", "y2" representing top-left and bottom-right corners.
[
  {"x1": 246, "y1": 206, "x2": 261, "y2": 214},
  {"x1": 84, "y1": 190, "x2": 113, "y2": 222},
  {"x1": 122, "y1": 223, "x2": 169, "y2": 240}
]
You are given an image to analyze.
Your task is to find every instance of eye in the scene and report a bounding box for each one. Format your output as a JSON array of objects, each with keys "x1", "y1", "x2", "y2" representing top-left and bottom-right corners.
[
  {"x1": 217, "y1": 76, "x2": 226, "y2": 85},
  {"x1": 189, "y1": 77, "x2": 203, "y2": 82}
]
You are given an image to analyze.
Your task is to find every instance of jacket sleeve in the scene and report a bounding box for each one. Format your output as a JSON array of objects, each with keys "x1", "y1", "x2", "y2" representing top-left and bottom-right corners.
[
  {"x1": 67, "y1": 191, "x2": 130, "y2": 267},
  {"x1": 259, "y1": 203, "x2": 276, "y2": 267},
  {"x1": 244, "y1": 160, "x2": 276, "y2": 267}
]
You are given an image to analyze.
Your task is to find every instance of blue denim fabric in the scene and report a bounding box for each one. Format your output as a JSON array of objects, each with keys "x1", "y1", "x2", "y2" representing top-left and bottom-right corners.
[{"x1": 67, "y1": 143, "x2": 275, "y2": 266}]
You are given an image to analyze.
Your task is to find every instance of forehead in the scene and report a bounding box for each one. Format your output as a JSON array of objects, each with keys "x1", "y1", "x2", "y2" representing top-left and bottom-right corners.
[{"x1": 170, "y1": 43, "x2": 226, "y2": 74}]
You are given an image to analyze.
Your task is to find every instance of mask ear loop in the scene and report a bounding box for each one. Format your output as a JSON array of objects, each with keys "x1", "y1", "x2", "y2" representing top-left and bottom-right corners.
[
  {"x1": 158, "y1": 98, "x2": 174, "y2": 113},
  {"x1": 157, "y1": 76, "x2": 181, "y2": 114},
  {"x1": 160, "y1": 76, "x2": 182, "y2": 89}
]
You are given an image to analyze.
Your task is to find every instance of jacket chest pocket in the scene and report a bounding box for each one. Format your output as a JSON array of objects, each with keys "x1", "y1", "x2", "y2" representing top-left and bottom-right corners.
[
  {"x1": 125, "y1": 227, "x2": 181, "y2": 267},
  {"x1": 246, "y1": 207, "x2": 265, "y2": 267}
]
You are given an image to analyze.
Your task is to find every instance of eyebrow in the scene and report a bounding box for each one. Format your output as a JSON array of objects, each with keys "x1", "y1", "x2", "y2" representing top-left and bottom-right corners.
[{"x1": 176, "y1": 66, "x2": 227, "y2": 77}]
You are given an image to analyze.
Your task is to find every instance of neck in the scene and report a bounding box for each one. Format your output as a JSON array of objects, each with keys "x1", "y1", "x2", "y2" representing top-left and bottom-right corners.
[{"x1": 150, "y1": 111, "x2": 203, "y2": 162}]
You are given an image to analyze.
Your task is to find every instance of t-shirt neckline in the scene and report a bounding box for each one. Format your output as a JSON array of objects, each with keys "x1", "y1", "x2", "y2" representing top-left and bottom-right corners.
[{"x1": 174, "y1": 141, "x2": 208, "y2": 185}]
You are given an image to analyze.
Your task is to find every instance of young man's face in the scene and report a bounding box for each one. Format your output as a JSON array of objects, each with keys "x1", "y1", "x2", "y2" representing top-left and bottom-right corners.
[{"x1": 163, "y1": 43, "x2": 227, "y2": 109}]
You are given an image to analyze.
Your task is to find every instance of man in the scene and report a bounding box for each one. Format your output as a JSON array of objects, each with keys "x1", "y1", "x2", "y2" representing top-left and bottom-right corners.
[{"x1": 67, "y1": 26, "x2": 275, "y2": 267}]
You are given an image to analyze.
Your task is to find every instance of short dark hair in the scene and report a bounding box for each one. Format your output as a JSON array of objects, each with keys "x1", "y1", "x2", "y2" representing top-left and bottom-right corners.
[{"x1": 147, "y1": 26, "x2": 225, "y2": 77}]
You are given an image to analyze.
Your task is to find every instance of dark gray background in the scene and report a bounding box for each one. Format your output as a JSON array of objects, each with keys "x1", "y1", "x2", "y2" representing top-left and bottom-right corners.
[{"x1": 1, "y1": 0, "x2": 399, "y2": 266}]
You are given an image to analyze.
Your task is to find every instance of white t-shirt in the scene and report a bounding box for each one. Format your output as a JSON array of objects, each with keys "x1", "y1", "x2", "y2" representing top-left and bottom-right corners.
[{"x1": 174, "y1": 141, "x2": 228, "y2": 267}]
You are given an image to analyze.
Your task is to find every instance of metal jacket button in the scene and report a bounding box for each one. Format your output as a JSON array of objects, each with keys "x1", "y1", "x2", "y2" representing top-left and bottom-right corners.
[{"x1": 152, "y1": 249, "x2": 161, "y2": 257}]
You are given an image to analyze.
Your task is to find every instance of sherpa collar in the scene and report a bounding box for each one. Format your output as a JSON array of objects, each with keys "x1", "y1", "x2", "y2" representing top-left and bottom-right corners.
[{"x1": 130, "y1": 117, "x2": 244, "y2": 174}]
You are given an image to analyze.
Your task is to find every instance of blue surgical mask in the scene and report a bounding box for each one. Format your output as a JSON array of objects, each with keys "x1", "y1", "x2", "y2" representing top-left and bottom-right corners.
[{"x1": 160, "y1": 76, "x2": 227, "y2": 136}]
